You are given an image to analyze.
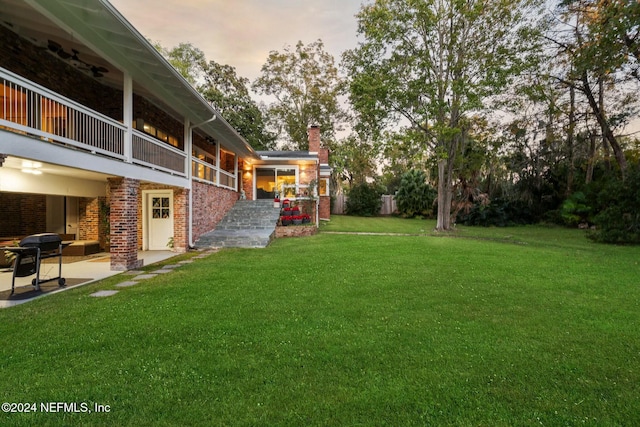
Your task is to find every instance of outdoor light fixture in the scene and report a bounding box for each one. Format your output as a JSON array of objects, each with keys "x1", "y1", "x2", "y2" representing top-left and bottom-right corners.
[{"x1": 21, "y1": 160, "x2": 43, "y2": 175}]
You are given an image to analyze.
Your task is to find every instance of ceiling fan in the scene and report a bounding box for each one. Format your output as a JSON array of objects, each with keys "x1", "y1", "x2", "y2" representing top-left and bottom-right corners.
[{"x1": 47, "y1": 40, "x2": 109, "y2": 78}]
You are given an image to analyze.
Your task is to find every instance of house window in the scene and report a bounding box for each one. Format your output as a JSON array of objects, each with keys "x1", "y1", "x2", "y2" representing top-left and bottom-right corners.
[
  {"x1": 255, "y1": 167, "x2": 298, "y2": 199},
  {"x1": 220, "y1": 149, "x2": 236, "y2": 174},
  {"x1": 319, "y1": 178, "x2": 330, "y2": 196},
  {"x1": 134, "y1": 119, "x2": 182, "y2": 148}
]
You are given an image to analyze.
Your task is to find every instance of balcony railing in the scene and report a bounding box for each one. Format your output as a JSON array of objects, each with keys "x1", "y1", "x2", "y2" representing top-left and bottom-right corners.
[
  {"x1": 192, "y1": 158, "x2": 237, "y2": 190},
  {"x1": 0, "y1": 67, "x2": 244, "y2": 187},
  {"x1": 1, "y1": 68, "x2": 126, "y2": 160},
  {"x1": 132, "y1": 130, "x2": 186, "y2": 176},
  {"x1": 219, "y1": 170, "x2": 236, "y2": 189},
  {"x1": 192, "y1": 158, "x2": 217, "y2": 184}
]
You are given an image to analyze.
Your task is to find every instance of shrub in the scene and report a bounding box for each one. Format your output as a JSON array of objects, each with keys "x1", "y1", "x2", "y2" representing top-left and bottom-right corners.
[
  {"x1": 395, "y1": 169, "x2": 437, "y2": 218},
  {"x1": 559, "y1": 192, "x2": 592, "y2": 226},
  {"x1": 346, "y1": 183, "x2": 383, "y2": 216},
  {"x1": 457, "y1": 198, "x2": 535, "y2": 227},
  {"x1": 589, "y1": 167, "x2": 640, "y2": 244}
]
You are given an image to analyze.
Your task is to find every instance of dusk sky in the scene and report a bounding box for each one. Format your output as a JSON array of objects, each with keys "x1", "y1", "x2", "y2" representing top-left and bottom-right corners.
[{"x1": 109, "y1": 0, "x2": 363, "y2": 84}]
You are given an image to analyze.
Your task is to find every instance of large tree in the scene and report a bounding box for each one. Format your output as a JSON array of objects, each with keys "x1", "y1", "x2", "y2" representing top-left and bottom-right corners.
[
  {"x1": 343, "y1": 0, "x2": 544, "y2": 230},
  {"x1": 549, "y1": 0, "x2": 640, "y2": 179},
  {"x1": 155, "y1": 42, "x2": 275, "y2": 150},
  {"x1": 200, "y1": 61, "x2": 276, "y2": 151},
  {"x1": 154, "y1": 42, "x2": 206, "y2": 87},
  {"x1": 253, "y1": 40, "x2": 346, "y2": 150}
]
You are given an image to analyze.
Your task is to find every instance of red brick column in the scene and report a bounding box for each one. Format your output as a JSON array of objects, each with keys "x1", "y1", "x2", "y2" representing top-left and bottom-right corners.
[
  {"x1": 108, "y1": 177, "x2": 143, "y2": 271},
  {"x1": 173, "y1": 188, "x2": 189, "y2": 253},
  {"x1": 319, "y1": 196, "x2": 331, "y2": 220}
]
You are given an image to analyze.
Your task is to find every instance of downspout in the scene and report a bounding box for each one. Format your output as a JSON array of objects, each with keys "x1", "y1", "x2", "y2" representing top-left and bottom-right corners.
[{"x1": 187, "y1": 115, "x2": 217, "y2": 248}]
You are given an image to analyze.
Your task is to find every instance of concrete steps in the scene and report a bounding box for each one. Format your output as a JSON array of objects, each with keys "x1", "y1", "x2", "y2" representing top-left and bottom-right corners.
[{"x1": 194, "y1": 199, "x2": 280, "y2": 248}]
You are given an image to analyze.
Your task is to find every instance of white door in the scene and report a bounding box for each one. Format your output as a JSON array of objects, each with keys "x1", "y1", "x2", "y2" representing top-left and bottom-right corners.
[{"x1": 146, "y1": 192, "x2": 173, "y2": 250}]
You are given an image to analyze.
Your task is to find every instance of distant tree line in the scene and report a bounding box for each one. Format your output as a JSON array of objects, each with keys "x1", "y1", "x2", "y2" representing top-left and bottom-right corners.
[{"x1": 156, "y1": 0, "x2": 640, "y2": 243}]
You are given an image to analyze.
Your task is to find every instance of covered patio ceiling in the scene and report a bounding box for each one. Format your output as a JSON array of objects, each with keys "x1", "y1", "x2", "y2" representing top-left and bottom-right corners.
[{"x1": 0, "y1": 0, "x2": 258, "y2": 159}]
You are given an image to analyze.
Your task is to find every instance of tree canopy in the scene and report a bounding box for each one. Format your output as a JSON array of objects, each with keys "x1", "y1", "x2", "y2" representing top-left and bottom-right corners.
[
  {"x1": 252, "y1": 40, "x2": 347, "y2": 150},
  {"x1": 343, "y1": 0, "x2": 545, "y2": 230},
  {"x1": 155, "y1": 42, "x2": 275, "y2": 150}
]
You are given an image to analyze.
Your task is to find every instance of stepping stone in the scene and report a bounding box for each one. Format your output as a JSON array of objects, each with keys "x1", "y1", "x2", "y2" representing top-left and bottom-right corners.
[
  {"x1": 124, "y1": 270, "x2": 145, "y2": 275},
  {"x1": 134, "y1": 274, "x2": 157, "y2": 280},
  {"x1": 115, "y1": 281, "x2": 138, "y2": 288},
  {"x1": 90, "y1": 290, "x2": 119, "y2": 297},
  {"x1": 154, "y1": 269, "x2": 173, "y2": 274},
  {"x1": 178, "y1": 260, "x2": 193, "y2": 264},
  {"x1": 162, "y1": 264, "x2": 181, "y2": 269}
]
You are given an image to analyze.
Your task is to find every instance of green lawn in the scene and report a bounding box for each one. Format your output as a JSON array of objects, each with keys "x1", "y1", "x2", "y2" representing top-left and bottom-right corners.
[{"x1": 1, "y1": 217, "x2": 639, "y2": 426}]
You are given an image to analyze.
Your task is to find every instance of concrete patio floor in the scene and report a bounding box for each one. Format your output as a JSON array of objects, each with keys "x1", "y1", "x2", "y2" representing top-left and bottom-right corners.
[{"x1": 0, "y1": 251, "x2": 176, "y2": 308}]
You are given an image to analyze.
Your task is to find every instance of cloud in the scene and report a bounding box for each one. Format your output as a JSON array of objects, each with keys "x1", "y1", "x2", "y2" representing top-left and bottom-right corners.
[{"x1": 109, "y1": 0, "x2": 361, "y2": 82}]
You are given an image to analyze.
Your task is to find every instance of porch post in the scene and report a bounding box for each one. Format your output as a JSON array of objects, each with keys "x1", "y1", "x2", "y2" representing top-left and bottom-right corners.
[
  {"x1": 108, "y1": 177, "x2": 143, "y2": 271},
  {"x1": 234, "y1": 154, "x2": 239, "y2": 192},
  {"x1": 215, "y1": 143, "x2": 221, "y2": 185},
  {"x1": 123, "y1": 72, "x2": 133, "y2": 163}
]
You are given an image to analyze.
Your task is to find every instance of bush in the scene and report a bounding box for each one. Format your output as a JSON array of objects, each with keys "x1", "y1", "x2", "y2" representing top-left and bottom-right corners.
[
  {"x1": 346, "y1": 183, "x2": 383, "y2": 216},
  {"x1": 457, "y1": 198, "x2": 535, "y2": 227},
  {"x1": 395, "y1": 169, "x2": 437, "y2": 218},
  {"x1": 589, "y1": 167, "x2": 640, "y2": 244},
  {"x1": 559, "y1": 192, "x2": 592, "y2": 226}
]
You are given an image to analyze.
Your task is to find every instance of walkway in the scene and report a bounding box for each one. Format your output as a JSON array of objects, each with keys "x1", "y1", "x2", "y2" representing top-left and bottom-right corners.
[{"x1": 0, "y1": 251, "x2": 175, "y2": 308}]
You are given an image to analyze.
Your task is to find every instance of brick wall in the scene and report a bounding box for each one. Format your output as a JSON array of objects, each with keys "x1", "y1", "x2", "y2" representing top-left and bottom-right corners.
[
  {"x1": 275, "y1": 225, "x2": 318, "y2": 239},
  {"x1": 78, "y1": 198, "x2": 100, "y2": 241},
  {"x1": 192, "y1": 181, "x2": 239, "y2": 242},
  {"x1": 0, "y1": 193, "x2": 46, "y2": 237}
]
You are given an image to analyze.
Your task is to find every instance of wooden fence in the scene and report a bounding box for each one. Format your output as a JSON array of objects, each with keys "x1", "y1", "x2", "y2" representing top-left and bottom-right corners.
[{"x1": 332, "y1": 194, "x2": 397, "y2": 215}]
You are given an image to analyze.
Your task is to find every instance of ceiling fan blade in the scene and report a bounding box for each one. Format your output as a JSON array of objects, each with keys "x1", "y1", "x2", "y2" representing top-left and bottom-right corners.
[{"x1": 47, "y1": 39, "x2": 62, "y2": 52}]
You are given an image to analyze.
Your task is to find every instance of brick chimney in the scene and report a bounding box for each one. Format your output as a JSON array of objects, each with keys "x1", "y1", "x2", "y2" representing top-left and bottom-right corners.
[{"x1": 308, "y1": 125, "x2": 321, "y2": 153}]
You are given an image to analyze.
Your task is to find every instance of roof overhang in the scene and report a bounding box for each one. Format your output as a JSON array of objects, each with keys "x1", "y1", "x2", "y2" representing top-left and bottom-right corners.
[{"x1": 1, "y1": 0, "x2": 258, "y2": 159}]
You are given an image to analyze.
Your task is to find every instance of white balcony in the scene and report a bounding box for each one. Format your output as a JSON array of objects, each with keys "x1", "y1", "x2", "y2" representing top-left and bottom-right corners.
[
  {"x1": 1, "y1": 68, "x2": 127, "y2": 161},
  {"x1": 1, "y1": 67, "x2": 189, "y2": 178}
]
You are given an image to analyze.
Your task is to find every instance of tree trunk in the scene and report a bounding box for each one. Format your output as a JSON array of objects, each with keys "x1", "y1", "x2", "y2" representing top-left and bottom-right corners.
[
  {"x1": 582, "y1": 72, "x2": 627, "y2": 178},
  {"x1": 585, "y1": 132, "x2": 597, "y2": 184},
  {"x1": 436, "y1": 159, "x2": 455, "y2": 231},
  {"x1": 566, "y1": 85, "x2": 575, "y2": 196},
  {"x1": 435, "y1": 149, "x2": 456, "y2": 231}
]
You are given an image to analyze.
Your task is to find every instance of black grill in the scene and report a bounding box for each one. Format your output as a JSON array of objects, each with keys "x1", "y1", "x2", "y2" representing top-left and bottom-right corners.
[{"x1": 3, "y1": 233, "x2": 68, "y2": 295}]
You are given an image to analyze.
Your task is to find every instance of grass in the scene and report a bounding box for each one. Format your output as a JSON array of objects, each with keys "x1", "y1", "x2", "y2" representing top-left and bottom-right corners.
[{"x1": 1, "y1": 216, "x2": 639, "y2": 426}]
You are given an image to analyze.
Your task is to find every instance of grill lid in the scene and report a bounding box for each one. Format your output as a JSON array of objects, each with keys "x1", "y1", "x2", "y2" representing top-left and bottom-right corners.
[{"x1": 19, "y1": 233, "x2": 62, "y2": 251}]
